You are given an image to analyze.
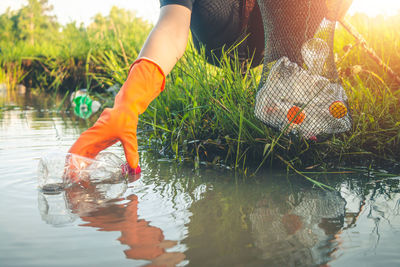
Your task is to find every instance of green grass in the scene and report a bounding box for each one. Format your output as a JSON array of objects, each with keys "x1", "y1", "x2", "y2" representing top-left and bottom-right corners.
[
  {"x1": 137, "y1": 14, "x2": 400, "y2": 175},
  {"x1": 1, "y1": 8, "x2": 399, "y2": 182},
  {"x1": 0, "y1": 6, "x2": 149, "y2": 93},
  {"x1": 140, "y1": 44, "x2": 399, "y2": 175}
]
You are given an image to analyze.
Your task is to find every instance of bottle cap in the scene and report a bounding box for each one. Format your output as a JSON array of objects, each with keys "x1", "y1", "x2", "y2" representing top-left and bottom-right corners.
[
  {"x1": 287, "y1": 106, "x2": 306, "y2": 124},
  {"x1": 73, "y1": 95, "x2": 93, "y2": 119},
  {"x1": 329, "y1": 101, "x2": 347, "y2": 119}
]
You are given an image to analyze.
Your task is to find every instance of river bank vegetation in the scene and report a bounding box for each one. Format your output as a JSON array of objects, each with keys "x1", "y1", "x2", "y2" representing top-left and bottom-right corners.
[{"x1": 1, "y1": 0, "x2": 399, "y2": 181}]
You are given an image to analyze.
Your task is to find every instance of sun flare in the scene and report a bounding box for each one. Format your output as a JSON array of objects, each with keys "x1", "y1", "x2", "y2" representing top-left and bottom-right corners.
[{"x1": 349, "y1": 0, "x2": 400, "y2": 17}]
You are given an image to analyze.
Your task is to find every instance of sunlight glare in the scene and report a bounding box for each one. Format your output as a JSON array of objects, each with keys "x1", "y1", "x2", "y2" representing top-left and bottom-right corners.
[{"x1": 349, "y1": 0, "x2": 400, "y2": 17}]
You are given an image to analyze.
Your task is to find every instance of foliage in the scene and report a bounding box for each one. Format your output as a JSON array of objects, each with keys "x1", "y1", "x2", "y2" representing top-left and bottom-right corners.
[
  {"x1": 0, "y1": 2, "x2": 149, "y2": 92},
  {"x1": 0, "y1": 3, "x2": 399, "y2": 179}
]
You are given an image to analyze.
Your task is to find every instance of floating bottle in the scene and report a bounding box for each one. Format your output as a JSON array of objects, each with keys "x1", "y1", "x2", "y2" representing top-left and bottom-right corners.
[{"x1": 70, "y1": 89, "x2": 101, "y2": 119}]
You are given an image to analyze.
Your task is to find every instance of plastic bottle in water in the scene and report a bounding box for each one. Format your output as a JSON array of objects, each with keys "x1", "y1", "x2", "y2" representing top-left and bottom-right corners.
[
  {"x1": 37, "y1": 151, "x2": 133, "y2": 226},
  {"x1": 70, "y1": 89, "x2": 101, "y2": 119},
  {"x1": 37, "y1": 151, "x2": 139, "y2": 193}
]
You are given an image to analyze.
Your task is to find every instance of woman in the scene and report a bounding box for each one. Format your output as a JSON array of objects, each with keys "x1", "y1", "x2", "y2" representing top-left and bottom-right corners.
[{"x1": 68, "y1": 0, "x2": 351, "y2": 174}]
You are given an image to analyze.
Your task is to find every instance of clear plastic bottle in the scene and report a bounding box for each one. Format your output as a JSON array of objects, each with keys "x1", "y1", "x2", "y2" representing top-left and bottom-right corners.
[
  {"x1": 37, "y1": 151, "x2": 138, "y2": 193},
  {"x1": 37, "y1": 151, "x2": 132, "y2": 226},
  {"x1": 301, "y1": 38, "x2": 329, "y2": 75}
]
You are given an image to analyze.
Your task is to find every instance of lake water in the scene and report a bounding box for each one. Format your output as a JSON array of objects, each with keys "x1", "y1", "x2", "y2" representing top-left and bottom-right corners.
[{"x1": 1, "y1": 92, "x2": 400, "y2": 266}]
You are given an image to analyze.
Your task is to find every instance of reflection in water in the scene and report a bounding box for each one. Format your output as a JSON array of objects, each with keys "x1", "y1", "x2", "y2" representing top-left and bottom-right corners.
[
  {"x1": 34, "y1": 155, "x2": 400, "y2": 267},
  {"x1": 183, "y1": 181, "x2": 346, "y2": 266},
  {"x1": 38, "y1": 161, "x2": 400, "y2": 267},
  {"x1": 4, "y1": 92, "x2": 396, "y2": 266},
  {"x1": 250, "y1": 190, "x2": 345, "y2": 266},
  {"x1": 38, "y1": 179, "x2": 348, "y2": 267},
  {"x1": 332, "y1": 179, "x2": 400, "y2": 266},
  {"x1": 31, "y1": 160, "x2": 400, "y2": 266},
  {"x1": 38, "y1": 176, "x2": 185, "y2": 266}
]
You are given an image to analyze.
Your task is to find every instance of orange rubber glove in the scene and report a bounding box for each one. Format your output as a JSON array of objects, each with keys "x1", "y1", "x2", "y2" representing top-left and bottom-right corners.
[{"x1": 68, "y1": 58, "x2": 165, "y2": 177}]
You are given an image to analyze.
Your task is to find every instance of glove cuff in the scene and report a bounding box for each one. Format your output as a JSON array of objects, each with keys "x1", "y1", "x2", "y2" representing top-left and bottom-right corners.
[
  {"x1": 129, "y1": 57, "x2": 166, "y2": 91},
  {"x1": 114, "y1": 57, "x2": 166, "y2": 114}
]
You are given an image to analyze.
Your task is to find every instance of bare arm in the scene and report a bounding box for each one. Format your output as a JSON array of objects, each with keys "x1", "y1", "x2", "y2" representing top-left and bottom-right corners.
[
  {"x1": 138, "y1": 4, "x2": 192, "y2": 75},
  {"x1": 67, "y1": 5, "x2": 191, "y2": 173}
]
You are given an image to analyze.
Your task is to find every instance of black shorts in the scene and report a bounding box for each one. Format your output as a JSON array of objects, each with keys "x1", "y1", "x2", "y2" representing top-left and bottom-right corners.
[{"x1": 160, "y1": 0, "x2": 265, "y2": 68}]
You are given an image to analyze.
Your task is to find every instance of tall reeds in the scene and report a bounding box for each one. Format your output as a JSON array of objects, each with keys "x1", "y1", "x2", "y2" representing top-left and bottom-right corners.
[{"x1": 1, "y1": 8, "x2": 399, "y2": 178}]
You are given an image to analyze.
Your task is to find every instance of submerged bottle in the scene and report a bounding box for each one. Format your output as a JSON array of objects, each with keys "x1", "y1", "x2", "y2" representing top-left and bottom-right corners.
[
  {"x1": 37, "y1": 151, "x2": 133, "y2": 226},
  {"x1": 37, "y1": 151, "x2": 140, "y2": 193}
]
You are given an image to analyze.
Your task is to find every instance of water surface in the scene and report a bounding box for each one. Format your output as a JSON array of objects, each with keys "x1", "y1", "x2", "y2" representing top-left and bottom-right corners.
[{"x1": 1, "y1": 92, "x2": 400, "y2": 266}]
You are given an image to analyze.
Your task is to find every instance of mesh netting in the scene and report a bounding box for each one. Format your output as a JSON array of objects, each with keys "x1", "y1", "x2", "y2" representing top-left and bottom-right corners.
[{"x1": 254, "y1": 0, "x2": 352, "y2": 139}]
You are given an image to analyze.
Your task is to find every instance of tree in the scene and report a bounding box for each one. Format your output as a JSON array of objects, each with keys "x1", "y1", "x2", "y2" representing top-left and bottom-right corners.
[
  {"x1": 16, "y1": 0, "x2": 59, "y2": 45},
  {"x1": 0, "y1": 8, "x2": 17, "y2": 43}
]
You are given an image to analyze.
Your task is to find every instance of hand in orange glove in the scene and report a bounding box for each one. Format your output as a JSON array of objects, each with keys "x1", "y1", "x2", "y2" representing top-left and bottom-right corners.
[{"x1": 68, "y1": 58, "x2": 165, "y2": 179}]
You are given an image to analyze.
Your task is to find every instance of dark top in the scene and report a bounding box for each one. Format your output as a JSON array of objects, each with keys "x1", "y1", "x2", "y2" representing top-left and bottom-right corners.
[{"x1": 160, "y1": 0, "x2": 265, "y2": 68}]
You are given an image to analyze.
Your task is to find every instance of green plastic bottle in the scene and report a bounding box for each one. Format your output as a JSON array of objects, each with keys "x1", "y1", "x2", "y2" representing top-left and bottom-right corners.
[{"x1": 71, "y1": 90, "x2": 101, "y2": 119}]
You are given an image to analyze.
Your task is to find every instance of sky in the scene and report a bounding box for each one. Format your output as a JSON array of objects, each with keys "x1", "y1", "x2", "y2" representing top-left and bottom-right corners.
[
  {"x1": 0, "y1": 0, "x2": 400, "y2": 26},
  {"x1": 0, "y1": 0, "x2": 160, "y2": 25}
]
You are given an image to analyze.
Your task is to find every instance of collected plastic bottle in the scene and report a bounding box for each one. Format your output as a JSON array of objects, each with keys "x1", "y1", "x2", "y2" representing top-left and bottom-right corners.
[
  {"x1": 37, "y1": 151, "x2": 140, "y2": 193},
  {"x1": 0, "y1": 83, "x2": 6, "y2": 95},
  {"x1": 70, "y1": 89, "x2": 101, "y2": 119},
  {"x1": 301, "y1": 38, "x2": 329, "y2": 75},
  {"x1": 299, "y1": 105, "x2": 327, "y2": 138}
]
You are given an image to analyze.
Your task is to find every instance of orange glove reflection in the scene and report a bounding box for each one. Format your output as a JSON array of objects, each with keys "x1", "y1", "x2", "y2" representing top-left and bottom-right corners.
[
  {"x1": 66, "y1": 184, "x2": 185, "y2": 266},
  {"x1": 68, "y1": 58, "x2": 165, "y2": 175}
]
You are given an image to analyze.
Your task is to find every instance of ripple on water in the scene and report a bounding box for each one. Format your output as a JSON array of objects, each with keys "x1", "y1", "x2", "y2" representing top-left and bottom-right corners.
[{"x1": 2, "y1": 100, "x2": 400, "y2": 267}]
